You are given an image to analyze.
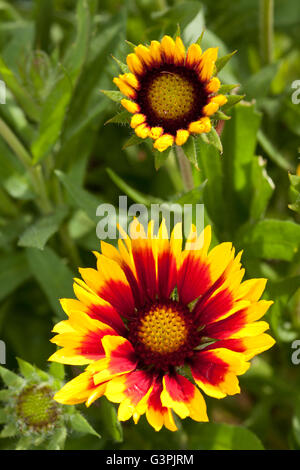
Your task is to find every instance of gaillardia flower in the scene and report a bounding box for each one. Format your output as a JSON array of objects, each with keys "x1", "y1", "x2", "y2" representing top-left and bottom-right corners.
[
  {"x1": 49, "y1": 220, "x2": 275, "y2": 432},
  {"x1": 113, "y1": 36, "x2": 230, "y2": 152}
]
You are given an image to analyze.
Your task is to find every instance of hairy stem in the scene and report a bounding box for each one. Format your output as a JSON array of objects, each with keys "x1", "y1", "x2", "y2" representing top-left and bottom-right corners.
[{"x1": 176, "y1": 145, "x2": 194, "y2": 192}]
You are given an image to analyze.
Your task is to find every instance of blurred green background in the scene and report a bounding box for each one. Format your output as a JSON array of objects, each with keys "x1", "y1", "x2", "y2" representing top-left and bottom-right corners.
[{"x1": 0, "y1": 0, "x2": 300, "y2": 450}]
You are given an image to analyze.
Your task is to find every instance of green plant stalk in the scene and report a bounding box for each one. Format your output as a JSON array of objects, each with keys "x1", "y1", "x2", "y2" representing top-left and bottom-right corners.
[
  {"x1": 176, "y1": 145, "x2": 194, "y2": 192},
  {"x1": 259, "y1": 0, "x2": 274, "y2": 65},
  {"x1": 0, "y1": 118, "x2": 52, "y2": 214}
]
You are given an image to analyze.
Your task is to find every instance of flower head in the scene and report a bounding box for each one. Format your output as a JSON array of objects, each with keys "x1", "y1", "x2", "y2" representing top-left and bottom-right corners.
[
  {"x1": 112, "y1": 36, "x2": 231, "y2": 152},
  {"x1": 0, "y1": 359, "x2": 99, "y2": 449},
  {"x1": 49, "y1": 220, "x2": 275, "y2": 432}
]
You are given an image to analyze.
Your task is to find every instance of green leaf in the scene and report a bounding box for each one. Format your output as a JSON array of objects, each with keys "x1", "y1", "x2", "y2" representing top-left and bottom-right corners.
[
  {"x1": 289, "y1": 174, "x2": 300, "y2": 213},
  {"x1": 192, "y1": 136, "x2": 225, "y2": 230},
  {"x1": 243, "y1": 63, "x2": 279, "y2": 100},
  {"x1": 16, "y1": 358, "x2": 36, "y2": 379},
  {"x1": 221, "y1": 102, "x2": 261, "y2": 229},
  {"x1": 0, "y1": 390, "x2": 11, "y2": 401},
  {"x1": 219, "y1": 84, "x2": 240, "y2": 94},
  {"x1": 237, "y1": 219, "x2": 300, "y2": 261},
  {"x1": 0, "y1": 365, "x2": 24, "y2": 388},
  {"x1": 257, "y1": 129, "x2": 292, "y2": 171},
  {"x1": 183, "y1": 137, "x2": 199, "y2": 169},
  {"x1": 122, "y1": 134, "x2": 144, "y2": 149},
  {"x1": 222, "y1": 94, "x2": 245, "y2": 111},
  {"x1": 111, "y1": 55, "x2": 129, "y2": 74},
  {"x1": 48, "y1": 362, "x2": 65, "y2": 381},
  {"x1": 201, "y1": 127, "x2": 223, "y2": 153},
  {"x1": 107, "y1": 168, "x2": 163, "y2": 206},
  {"x1": 249, "y1": 156, "x2": 274, "y2": 220},
  {"x1": 105, "y1": 111, "x2": 131, "y2": 125},
  {"x1": 25, "y1": 246, "x2": 74, "y2": 318},
  {"x1": 46, "y1": 426, "x2": 67, "y2": 450},
  {"x1": 188, "y1": 423, "x2": 264, "y2": 450},
  {"x1": 0, "y1": 252, "x2": 31, "y2": 302},
  {"x1": 18, "y1": 206, "x2": 68, "y2": 250},
  {"x1": 215, "y1": 50, "x2": 237, "y2": 73},
  {"x1": 0, "y1": 408, "x2": 6, "y2": 423},
  {"x1": 69, "y1": 412, "x2": 101, "y2": 438},
  {"x1": 55, "y1": 170, "x2": 103, "y2": 224},
  {"x1": 0, "y1": 56, "x2": 40, "y2": 121},
  {"x1": 100, "y1": 399, "x2": 123, "y2": 443},
  {"x1": 100, "y1": 90, "x2": 123, "y2": 103},
  {"x1": 154, "y1": 148, "x2": 171, "y2": 170},
  {"x1": 31, "y1": 0, "x2": 91, "y2": 162},
  {"x1": 0, "y1": 422, "x2": 18, "y2": 438}
]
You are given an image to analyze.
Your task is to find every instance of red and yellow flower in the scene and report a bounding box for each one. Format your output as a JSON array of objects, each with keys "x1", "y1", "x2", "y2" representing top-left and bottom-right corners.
[
  {"x1": 49, "y1": 220, "x2": 275, "y2": 431},
  {"x1": 113, "y1": 36, "x2": 229, "y2": 152}
]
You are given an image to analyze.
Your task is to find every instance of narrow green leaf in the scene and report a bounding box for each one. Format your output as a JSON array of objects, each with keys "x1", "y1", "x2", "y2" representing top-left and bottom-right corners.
[
  {"x1": 0, "y1": 252, "x2": 31, "y2": 302},
  {"x1": 105, "y1": 111, "x2": 131, "y2": 125},
  {"x1": 250, "y1": 156, "x2": 274, "y2": 220},
  {"x1": 25, "y1": 246, "x2": 74, "y2": 318},
  {"x1": 46, "y1": 426, "x2": 67, "y2": 450},
  {"x1": 0, "y1": 366, "x2": 24, "y2": 388},
  {"x1": 107, "y1": 168, "x2": 163, "y2": 206},
  {"x1": 215, "y1": 50, "x2": 237, "y2": 73},
  {"x1": 111, "y1": 55, "x2": 129, "y2": 73},
  {"x1": 222, "y1": 94, "x2": 245, "y2": 111},
  {"x1": 18, "y1": 206, "x2": 68, "y2": 250},
  {"x1": 202, "y1": 127, "x2": 223, "y2": 153},
  {"x1": 16, "y1": 358, "x2": 36, "y2": 379},
  {"x1": 183, "y1": 137, "x2": 199, "y2": 169},
  {"x1": 188, "y1": 423, "x2": 264, "y2": 450},
  {"x1": 31, "y1": 0, "x2": 91, "y2": 162},
  {"x1": 55, "y1": 170, "x2": 103, "y2": 224},
  {"x1": 0, "y1": 56, "x2": 40, "y2": 121},
  {"x1": 69, "y1": 413, "x2": 100, "y2": 438},
  {"x1": 100, "y1": 90, "x2": 123, "y2": 103},
  {"x1": 257, "y1": 129, "x2": 293, "y2": 171},
  {"x1": 219, "y1": 84, "x2": 240, "y2": 94},
  {"x1": 0, "y1": 422, "x2": 18, "y2": 438},
  {"x1": 48, "y1": 362, "x2": 65, "y2": 381},
  {"x1": 100, "y1": 399, "x2": 123, "y2": 443},
  {"x1": 122, "y1": 134, "x2": 144, "y2": 149},
  {"x1": 154, "y1": 148, "x2": 171, "y2": 170}
]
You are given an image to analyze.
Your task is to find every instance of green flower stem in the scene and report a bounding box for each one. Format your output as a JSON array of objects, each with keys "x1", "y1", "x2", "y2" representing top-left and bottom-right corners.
[
  {"x1": 0, "y1": 117, "x2": 52, "y2": 214},
  {"x1": 176, "y1": 145, "x2": 194, "y2": 192},
  {"x1": 259, "y1": 0, "x2": 274, "y2": 65}
]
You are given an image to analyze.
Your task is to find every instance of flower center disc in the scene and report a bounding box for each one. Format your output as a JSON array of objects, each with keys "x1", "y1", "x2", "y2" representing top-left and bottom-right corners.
[
  {"x1": 137, "y1": 303, "x2": 187, "y2": 354},
  {"x1": 17, "y1": 385, "x2": 58, "y2": 430},
  {"x1": 137, "y1": 65, "x2": 209, "y2": 135},
  {"x1": 147, "y1": 72, "x2": 196, "y2": 121}
]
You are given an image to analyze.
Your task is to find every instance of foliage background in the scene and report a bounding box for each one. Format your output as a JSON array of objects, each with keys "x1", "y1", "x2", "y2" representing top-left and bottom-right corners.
[{"x1": 0, "y1": 0, "x2": 300, "y2": 450}]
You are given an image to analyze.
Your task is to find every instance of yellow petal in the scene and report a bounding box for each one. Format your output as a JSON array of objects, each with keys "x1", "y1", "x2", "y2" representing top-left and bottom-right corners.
[
  {"x1": 135, "y1": 123, "x2": 150, "y2": 139},
  {"x1": 188, "y1": 117, "x2": 211, "y2": 134},
  {"x1": 121, "y1": 98, "x2": 140, "y2": 114},
  {"x1": 206, "y1": 77, "x2": 221, "y2": 93},
  {"x1": 130, "y1": 113, "x2": 146, "y2": 129},
  {"x1": 134, "y1": 44, "x2": 153, "y2": 67},
  {"x1": 153, "y1": 133, "x2": 174, "y2": 152},
  {"x1": 149, "y1": 126, "x2": 164, "y2": 140},
  {"x1": 186, "y1": 43, "x2": 202, "y2": 68},
  {"x1": 203, "y1": 101, "x2": 219, "y2": 116},
  {"x1": 198, "y1": 47, "x2": 218, "y2": 82},
  {"x1": 160, "y1": 35, "x2": 176, "y2": 62},
  {"x1": 174, "y1": 37, "x2": 186, "y2": 65},
  {"x1": 126, "y1": 53, "x2": 144, "y2": 75},
  {"x1": 149, "y1": 40, "x2": 162, "y2": 64},
  {"x1": 175, "y1": 129, "x2": 190, "y2": 146}
]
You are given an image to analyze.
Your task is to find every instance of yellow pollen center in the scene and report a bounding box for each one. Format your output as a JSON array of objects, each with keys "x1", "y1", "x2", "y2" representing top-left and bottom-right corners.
[
  {"x1": 148, "y1": 72, "x2": 195, "y2": 120},
  {"x1": 138, "y1": 305, "x2": 187, "y2": 354}
]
